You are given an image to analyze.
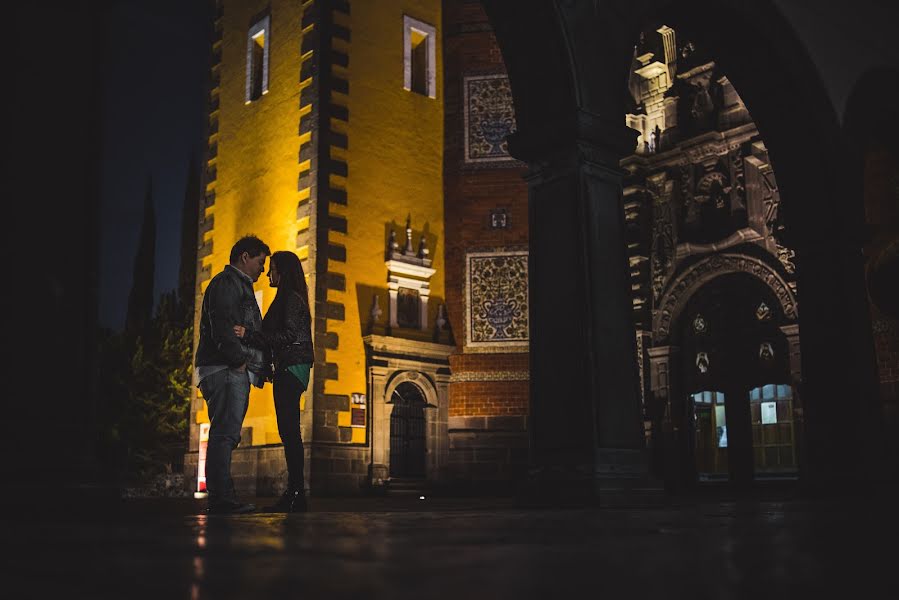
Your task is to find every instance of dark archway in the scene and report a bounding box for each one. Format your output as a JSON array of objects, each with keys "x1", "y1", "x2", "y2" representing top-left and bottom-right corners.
[
  {"x1": 479, "y1": 0, "x2": 881, "y2": 492},
  {"x1": 389, "y1": 382, "x2": 427, "y2": 478},
  {"x1": 676, "y1": 273, "x2": 796, "y2": 487}
]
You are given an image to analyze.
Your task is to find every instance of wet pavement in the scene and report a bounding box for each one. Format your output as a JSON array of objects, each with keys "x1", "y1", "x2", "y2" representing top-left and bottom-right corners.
[{"x1": 7, "y1": 488, "x2": 898, "y2": 599}]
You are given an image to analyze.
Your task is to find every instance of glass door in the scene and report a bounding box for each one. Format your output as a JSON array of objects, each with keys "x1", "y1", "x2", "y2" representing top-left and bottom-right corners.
[
  {"x1": 691, "y1": 390, "x2": 729, "y2": 481},
  {"x1": 749, "y1": 384, "x2": 798, "y2": 478}
]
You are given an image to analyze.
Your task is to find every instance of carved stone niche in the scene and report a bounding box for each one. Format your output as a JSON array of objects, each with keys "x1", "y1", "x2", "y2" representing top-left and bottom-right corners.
[
  {"x1": 386, "y1": 217, "x2": 436, "y2": 332},
  {"x1": 364, "y1": 335, "x2": 453, "y2": 487}
]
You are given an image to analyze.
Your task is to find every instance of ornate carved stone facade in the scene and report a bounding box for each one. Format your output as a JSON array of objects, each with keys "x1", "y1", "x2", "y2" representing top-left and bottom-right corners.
[{"x1": 622, "y1": 26, "x2": 803, "y2": 481}]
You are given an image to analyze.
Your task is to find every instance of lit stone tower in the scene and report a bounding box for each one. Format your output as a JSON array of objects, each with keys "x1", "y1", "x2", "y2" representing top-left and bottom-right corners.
[{"x1": 185, "y1": 0, "x2": 446, "y2": 496}]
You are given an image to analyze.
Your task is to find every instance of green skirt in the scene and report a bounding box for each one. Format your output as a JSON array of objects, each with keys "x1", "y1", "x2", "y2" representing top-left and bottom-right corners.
[{"x1": 285, "y1": 363, "x2": 312, "y2": 391}]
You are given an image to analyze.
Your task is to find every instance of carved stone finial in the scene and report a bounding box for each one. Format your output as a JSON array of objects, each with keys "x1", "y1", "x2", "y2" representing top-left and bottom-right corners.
[
  {"x1": 435, "y1": 303, "x2": 446, "y2": 330},
  {"x1": 388, "y1": 229, "x2": 399, "y2": 258},
  {"x1": 370, "y1": 294, "x2": 382, "y2": 323},
  {"x1": 404, "y1": 216, "x2": 414, "y2": 255},
  {"x1": 418, "y1": 235, "x2": 429, "y2": 259}
]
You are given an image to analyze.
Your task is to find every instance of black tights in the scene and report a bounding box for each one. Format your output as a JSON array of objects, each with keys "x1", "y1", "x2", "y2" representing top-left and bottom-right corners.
[{"x1": 273, "y1": 370, "x2": 306, "y2": 491}]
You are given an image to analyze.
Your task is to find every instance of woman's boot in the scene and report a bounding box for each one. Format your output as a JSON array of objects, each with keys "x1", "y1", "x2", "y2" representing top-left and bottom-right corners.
[{"x1": 265, "y1": 486, "x2": 307, "y2": 512}]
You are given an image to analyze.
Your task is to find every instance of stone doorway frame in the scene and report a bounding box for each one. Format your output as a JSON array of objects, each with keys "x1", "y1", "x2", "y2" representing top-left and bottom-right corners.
[
  {"x1": 647, "y1": 257, "x2": 803, "y2": 485},
  {"x1": 364, "y1": 335, "x2": 453, "y2": 487}
]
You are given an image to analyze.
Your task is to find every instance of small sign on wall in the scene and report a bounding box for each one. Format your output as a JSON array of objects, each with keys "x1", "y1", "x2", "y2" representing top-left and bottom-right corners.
[
  {"x1": 761, "y1": 401, "x2": 778, "y2": 425},
  {"x1": 351, "y1": 393, "x2": 366, "y2": 428}
]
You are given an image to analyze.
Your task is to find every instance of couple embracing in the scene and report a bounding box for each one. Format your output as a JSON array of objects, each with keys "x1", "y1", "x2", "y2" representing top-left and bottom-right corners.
[{"x1": 194, "y1": 236, "x2": 313, "y2": 515}]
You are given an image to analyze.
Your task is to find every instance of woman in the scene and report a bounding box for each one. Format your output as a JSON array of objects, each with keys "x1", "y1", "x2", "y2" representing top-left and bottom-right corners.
[{"x1": 234, "y1": 251, "x2": 313, "y2": 512}]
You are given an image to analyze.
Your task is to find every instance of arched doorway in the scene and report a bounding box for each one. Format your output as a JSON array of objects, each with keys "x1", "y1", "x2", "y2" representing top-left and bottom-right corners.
[
  {"x1": 479, "y1": 0, "x2": 882, "y2": 491},
  {"x1": 678, "y1": 272, "x2": 796, "y2": 485},
  {"x1": 389, "y1": 382, "x2": 427, "y2": 478}
]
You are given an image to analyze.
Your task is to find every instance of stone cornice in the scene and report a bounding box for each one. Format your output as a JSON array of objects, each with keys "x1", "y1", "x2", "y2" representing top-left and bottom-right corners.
[
  {"x1": 385, "y1": 259, "x2": 436, "y2": 280},
  {"x1": 621, "y1": 123, "x2": 758, "y2": 172},
  {"x1": 363, "y1": 335, "x2": 454, "y2": 360}
]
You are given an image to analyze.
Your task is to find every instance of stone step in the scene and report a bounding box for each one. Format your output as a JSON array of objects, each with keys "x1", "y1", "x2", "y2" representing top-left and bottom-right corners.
[{"x1": 386, "y1": 478, "x2": 429, "y2": 496}]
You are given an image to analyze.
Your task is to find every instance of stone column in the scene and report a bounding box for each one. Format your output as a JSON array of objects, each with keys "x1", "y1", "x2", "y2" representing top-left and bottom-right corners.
[
  {"x1": 420, "y1": 292, "x2": 430, "y2": 332},
  {"x1": 780, "y1": 323, "x2": 803, "y2": 475},
  {"x1": 368, "y1": 366, "x2": 390, "y2": 486},
  {"x1": 648, "y1": 345, "x2": 681, "y2": 484},
  {"x1": 387, "y1": 288, "x2": 398, "y2": 329},
  {"x1": 795, "y1": 240, "x2": 882, "y2": 490},
  {"x1": 427, "y1": 373, "x2": 451, "y2": 482},
  {"x1": 510, "y1": 112, "x2": 650, "y2": 500},
  {"x1": 780, "y1": 323, "x2": 802, "y2": 413}
]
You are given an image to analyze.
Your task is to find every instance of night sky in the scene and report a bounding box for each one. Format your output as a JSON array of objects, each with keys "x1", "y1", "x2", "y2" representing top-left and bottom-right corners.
[{"x1": 99, "y1": 0, "x2": 212, "y2": 330}]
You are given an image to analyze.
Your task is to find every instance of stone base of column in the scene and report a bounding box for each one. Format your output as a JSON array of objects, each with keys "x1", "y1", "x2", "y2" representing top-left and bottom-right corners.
[
  {"x1": 594, "y1": 448, "x2": 667, "y2": 508},
  {"x1": 519, "y1": 463, "x2": 598, "y2": 506},
  {"x1": 518, "y1": 449, "x2": 667, "y2": 507},
  {"x1": 369, "y1": 463, "x2": 389, "y2": 489}
]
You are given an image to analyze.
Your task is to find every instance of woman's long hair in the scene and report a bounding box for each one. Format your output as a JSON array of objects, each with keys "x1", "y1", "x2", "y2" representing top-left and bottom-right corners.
[{"x1": 267, "y1": 251, "x2": 310, "y2": 320}]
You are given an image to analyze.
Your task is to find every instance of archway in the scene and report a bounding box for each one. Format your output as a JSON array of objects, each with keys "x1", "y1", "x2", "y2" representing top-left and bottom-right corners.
[
  {"x1": 479, "y1": 0, "x2": 879, "y2": 492},
  {"x1": 389, "y1": 381, "x2": 428, "y2": 478},
  {"x1": 675, "y1": 272, "x2": 797, "y2": 485}
]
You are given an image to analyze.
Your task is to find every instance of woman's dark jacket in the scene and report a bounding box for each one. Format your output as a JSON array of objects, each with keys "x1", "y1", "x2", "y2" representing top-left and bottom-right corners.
[{"x1": 245, "y1": 290, "x2": 314, "y2": 376}]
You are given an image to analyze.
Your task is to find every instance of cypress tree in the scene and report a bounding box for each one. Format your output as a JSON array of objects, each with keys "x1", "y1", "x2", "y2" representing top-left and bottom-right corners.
[
  {"x1": 125, "y1": 176, "x2": 156, "y2": 339},
  {"x1": 178, "y1": 155, "x2": 200, "y2": 325}
]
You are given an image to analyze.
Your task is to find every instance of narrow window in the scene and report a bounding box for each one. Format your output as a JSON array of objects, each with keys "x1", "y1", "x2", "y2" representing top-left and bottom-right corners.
[
  {"x1": 410, "y1": 30, "x2": 428, "y2": 95},
  {"x1": 403, "y1": 15, "x2": 436, "y2": 98},
  {"x1": 246, "y1": 16, "x2": 271, "y2": 103},
  {"x1": 397, "y1": 287, "x2": 421, "y2": 328}
]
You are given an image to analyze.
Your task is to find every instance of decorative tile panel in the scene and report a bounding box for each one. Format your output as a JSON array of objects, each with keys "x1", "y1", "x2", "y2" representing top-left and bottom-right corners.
[
  {"x1": 464, "y1": 250, "x2": 529, "y2": 352},
  {"x1": 463, "y1": 74, "x2": 517, "y2": 164}
]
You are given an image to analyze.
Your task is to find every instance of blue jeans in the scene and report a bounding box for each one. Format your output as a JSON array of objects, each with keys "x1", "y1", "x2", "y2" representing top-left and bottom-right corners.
[{"x1": 199, "y1": 368, "x2": 250, "y2": 504}]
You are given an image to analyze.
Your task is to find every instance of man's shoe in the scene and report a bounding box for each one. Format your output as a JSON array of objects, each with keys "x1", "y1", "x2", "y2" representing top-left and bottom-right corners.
[
  {"x1": 264, "y1": 488, "x2": 307, "y2": 513},
  {"x1": 206, "y1": 500, "x2": 256, "y2": 515}
]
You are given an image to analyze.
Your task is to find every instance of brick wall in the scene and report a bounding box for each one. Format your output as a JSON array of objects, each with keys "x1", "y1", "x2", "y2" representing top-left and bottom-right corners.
[{"x1": 443, "y1": 1, "x2": 531, "y2": 485}]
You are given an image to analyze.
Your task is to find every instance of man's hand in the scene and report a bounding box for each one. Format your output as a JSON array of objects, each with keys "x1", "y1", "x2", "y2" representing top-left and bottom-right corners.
[{"x1": 234, "y1": 325, "x2": 246, "y2": 338}]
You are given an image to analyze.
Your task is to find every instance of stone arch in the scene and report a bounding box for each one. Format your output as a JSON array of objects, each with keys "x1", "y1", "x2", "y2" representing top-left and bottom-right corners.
[
  {"x1": 654, "y1": 253, "x2": 798, "y2": 343},
  {"x1": 385, "y1": 370, "x2": 439, "y2": 409},
  {"x1": 479, "y1": 1, "x2": 578, "y2": 157},
  {"x1": 370, "y1": 368, "x2": 448, "y2": 484},
  {"x1": 478, "y1": 0, "x2": 880, "y2": 487}
]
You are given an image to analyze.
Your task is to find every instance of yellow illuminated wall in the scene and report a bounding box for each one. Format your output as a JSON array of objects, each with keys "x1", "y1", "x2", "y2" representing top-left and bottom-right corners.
[
  {"x1": 194, "y1": 0, "x2": 444, "y2": 452},
  {"x1": 196, "y1": 0, "x2": 309, "y2": 446},
  {"x1": 326, "y1": 0, "x2": 444, "y2": 444}
]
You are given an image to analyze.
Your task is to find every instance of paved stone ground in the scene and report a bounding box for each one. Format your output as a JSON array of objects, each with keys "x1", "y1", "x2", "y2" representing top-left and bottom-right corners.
[{"x1": 6, "y1": 487, "x2": 897, "y2": 599}]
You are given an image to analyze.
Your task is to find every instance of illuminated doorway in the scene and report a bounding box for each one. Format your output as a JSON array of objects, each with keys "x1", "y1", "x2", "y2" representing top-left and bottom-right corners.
[
  {"x1": 749, "y1": 383, "x2": 798, "y2": 478},
  {"x1": 679, "y1": 272, "x2": 795, "y2": 485},
  {"x1": 690, "y1": 390, "x2": 729, "y2": 480},
  {"x1": 389, "y1": 382, "x2": 427, "y2": 478}
]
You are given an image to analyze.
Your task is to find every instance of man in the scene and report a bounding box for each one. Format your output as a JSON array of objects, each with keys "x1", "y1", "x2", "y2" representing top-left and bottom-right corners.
[{"x1": 195, "y1": 235, "x2": 271, "y2": 514}]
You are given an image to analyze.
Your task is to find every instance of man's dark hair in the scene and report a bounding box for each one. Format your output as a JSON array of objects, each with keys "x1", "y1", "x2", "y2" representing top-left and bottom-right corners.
[{"x1": 229, "y1": 235, "x2": 271, "y2": 263}]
